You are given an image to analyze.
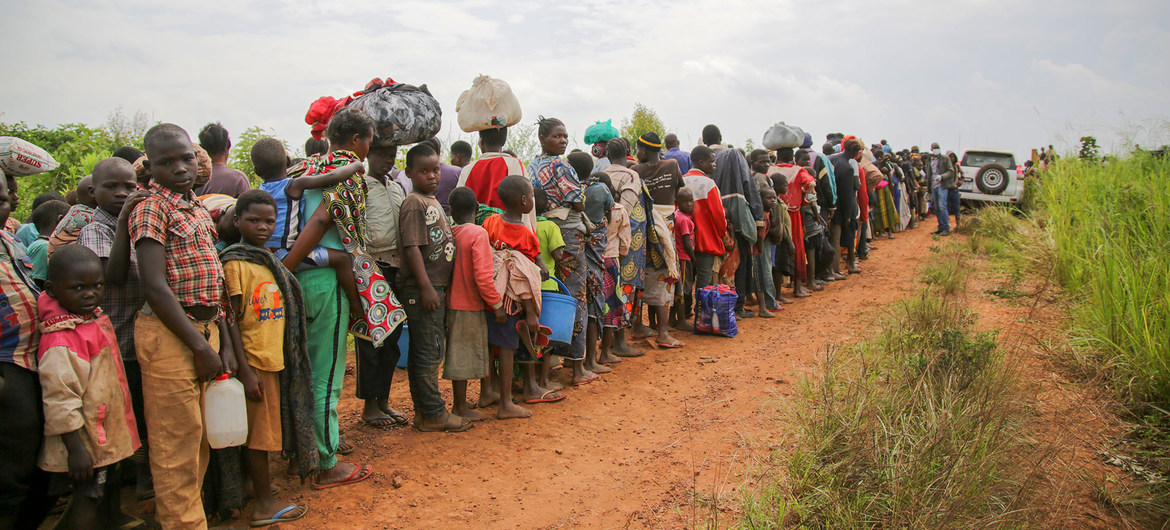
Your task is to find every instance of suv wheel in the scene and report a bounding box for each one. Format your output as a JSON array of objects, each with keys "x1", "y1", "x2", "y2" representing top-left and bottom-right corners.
[{"x1": 975, "y1": 164, "x2": 1009, "y2": 194}]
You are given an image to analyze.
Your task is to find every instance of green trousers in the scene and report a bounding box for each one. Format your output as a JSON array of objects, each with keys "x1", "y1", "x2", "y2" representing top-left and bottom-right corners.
[{"x1": 295, "y1": 268, "x2": 347, "y2": 470}]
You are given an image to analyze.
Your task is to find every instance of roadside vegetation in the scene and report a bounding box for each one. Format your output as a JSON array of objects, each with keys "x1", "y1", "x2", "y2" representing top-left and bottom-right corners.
[{"x1": 740, "y1": 243, "x2": 1036, "y2": 528}]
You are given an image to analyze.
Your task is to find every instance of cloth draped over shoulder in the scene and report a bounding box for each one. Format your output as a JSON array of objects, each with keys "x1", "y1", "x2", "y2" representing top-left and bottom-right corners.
[
  {"x1": 219, "y1": 243, "x2": 319, "y2": 478},
  {"x1": 711, "y1": 147, "x2": 762, "y2": 244},
  {"x1": 491, "y1": 246, "x2": 543, "y2": 316},
  {"x1": 287, "y1": 151, "x2": 405, "y2": 346}
]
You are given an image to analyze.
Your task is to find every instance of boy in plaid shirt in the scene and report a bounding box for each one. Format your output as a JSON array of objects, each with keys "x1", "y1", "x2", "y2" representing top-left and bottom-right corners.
[{"x1": 128, "y1": 124, "x2": 239, "y2": 530}]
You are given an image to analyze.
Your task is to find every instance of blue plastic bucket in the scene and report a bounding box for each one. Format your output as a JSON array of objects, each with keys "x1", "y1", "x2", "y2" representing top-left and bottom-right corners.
[
  {"x1": 395, "y1": 325, "x2": 409, "y2": 368},
  {"x1": 540, "y1": 278, "x2": 578, "y2": 345}
]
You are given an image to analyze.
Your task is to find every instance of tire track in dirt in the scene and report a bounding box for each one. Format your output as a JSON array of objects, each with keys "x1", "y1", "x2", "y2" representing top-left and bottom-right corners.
[{"x1": 270, "y1": 227, "x2": 941, "y2": 529}]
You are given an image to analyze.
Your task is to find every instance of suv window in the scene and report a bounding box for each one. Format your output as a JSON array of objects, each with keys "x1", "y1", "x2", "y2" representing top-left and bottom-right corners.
[{"x1": 962, "y1": 152, "x2": 1014, "y2": 168}]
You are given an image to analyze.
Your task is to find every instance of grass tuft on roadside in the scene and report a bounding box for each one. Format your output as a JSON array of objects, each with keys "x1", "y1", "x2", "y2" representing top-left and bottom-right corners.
[{"x1": 740, "y1": 245, "x2": 1032, "y2": 528}]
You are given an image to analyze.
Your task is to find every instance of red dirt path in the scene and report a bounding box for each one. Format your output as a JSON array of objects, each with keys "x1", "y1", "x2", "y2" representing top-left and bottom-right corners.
[{"x1": 246, "y1": 227, "x2": 939, "y2": 529}]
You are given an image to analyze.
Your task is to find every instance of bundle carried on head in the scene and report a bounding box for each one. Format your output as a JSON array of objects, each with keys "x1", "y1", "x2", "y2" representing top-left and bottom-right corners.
[
  {"x1": 584, "y1": 120, "x2": 620, "y2": 145},
  {"x1": 305, "y1": 76, "x2": 442, "y2": 147},
  {"x1": 762, "y1": 122, "x2": 806, "y2": 150},
  {"x1": 455, "y1": 75, "x2": 522, "y2": 133},
  {"x1": 349, "y1": 81, "x2": 442, "y2": 147},
  {"x1": 0, "y1": 137, "x2": 59, "y2": 176}
]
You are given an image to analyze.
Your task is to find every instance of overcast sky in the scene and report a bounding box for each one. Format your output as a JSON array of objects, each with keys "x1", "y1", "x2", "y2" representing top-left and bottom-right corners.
[{"x1": 3, "y1": 0, "x2": 1168, "y2": 162}]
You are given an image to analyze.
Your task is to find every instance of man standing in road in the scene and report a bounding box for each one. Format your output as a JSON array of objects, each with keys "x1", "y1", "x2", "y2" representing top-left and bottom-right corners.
[{"x1": 925, "y1": 142, "x2": 955, "y2": 236}]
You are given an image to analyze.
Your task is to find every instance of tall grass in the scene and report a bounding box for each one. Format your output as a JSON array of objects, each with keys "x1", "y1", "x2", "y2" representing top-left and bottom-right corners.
[
  {"x1": 1038, "y1": 154, "x2": 1170, "y2": 409},
  {"x1": 740, "y1": 247, "x2": 1032, "y2": 528}
]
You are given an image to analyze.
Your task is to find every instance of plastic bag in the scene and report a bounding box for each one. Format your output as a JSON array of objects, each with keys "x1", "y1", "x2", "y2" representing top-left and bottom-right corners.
[
  {"x1": 762, "y1": 122, "x2": 805, "y2": 150},
  {"x1": 584, "y1": 120, "x2": 620, "y2": 145},
  {"x1": 348, "y1": 83, "x2": 442, "y2": 146},
  {"x1": 455, "y1": 75, "x2": 522, "y2": 133},
  {"x1": 694, "y1": 284, "x2": 738, "y2": 338},
  {"x1": 0, "y1": 137, "x2": 59, "y2": 176}
]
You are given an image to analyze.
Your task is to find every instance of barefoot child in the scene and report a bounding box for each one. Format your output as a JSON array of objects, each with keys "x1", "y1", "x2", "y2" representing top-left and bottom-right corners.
[
  {"x1": 221, "y1": 191, "x2": 312, "y2": 524},
  {"x1": 399, "y1": 143, "x2": 469, "y2": 432},
  {"x1": 36, "y1": 244, "x2": 140, "y2": 530},
  {"x1": 130, "y1": 124, "x2": 238, "y2": 528},
  {"x1": 599, "y1": 175, "x2": 630, "y2": 366},
  {"x1": 446, "y1": 187, "x2": 505, "y2": 422},
  {"x1": 483, "y1": 175, "x2": 560, "y2": 415},
  {"x1": 579, "y1": 172, "x2": 615, "y2": 376},
  {"x1": 532, "y1": 189, "x2": 569, "y2": 393},
  {"x1": 754, "y1": 187, "x2": 782, "y2": 318},
  {"x1": 671, "y1": 187, "x2": 696, "y2": 330}
]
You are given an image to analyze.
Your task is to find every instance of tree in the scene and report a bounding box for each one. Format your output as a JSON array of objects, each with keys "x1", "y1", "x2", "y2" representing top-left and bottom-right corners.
[
  {"x1": 229, "y1": 126, "x2": 288, "y2": 186},
  {"x1": 1078, "y1": 136, "x2": 1100, "y2": 162},
  {"x1": 503, "y1": 123, "x2": 539, "y2": 162},
  {"x1": 620, "y1": 103, "x2": 666, "y2": 151},
  {"x1": 0, "y1": 116, "x2": 134, "y2": 219}
]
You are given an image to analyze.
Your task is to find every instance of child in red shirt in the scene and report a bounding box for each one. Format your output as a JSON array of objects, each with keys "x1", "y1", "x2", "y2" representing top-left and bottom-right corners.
[
  {"x1": 446, "y1": 188, "x2": 506, "y2": 422},
  {"x1": 482, "y1": 176, "x2": 562, "y2": 418}
]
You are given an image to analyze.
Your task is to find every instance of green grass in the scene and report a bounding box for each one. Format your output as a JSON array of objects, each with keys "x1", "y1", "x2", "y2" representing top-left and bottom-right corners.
[
  {"x1": 740, "y1": 247, "x2": 1031, "y2": 529},
  {"x1": 1037, "y1": 155, "x2": 1170, "y2": 411}
]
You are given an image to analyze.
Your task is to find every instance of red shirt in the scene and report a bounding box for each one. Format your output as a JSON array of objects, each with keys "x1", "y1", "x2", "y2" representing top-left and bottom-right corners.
[
  {"x1": 673, "y1": 210, "x2": 695, "y2": 261},
  {"x1": 681, "y1": 170, "x2": 727, "y2": 256},
  {"x1": 773, "y1": 163, "x2": 815, "y2": 212},
  {"x1": 482, "y1": 214, "x2": 540, "y2": 262},
  {"x1": 448, "y1": 224, "x2": 503, "y2": 312}
]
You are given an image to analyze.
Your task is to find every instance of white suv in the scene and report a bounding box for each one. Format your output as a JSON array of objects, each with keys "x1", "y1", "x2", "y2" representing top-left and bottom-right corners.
[{"x1": 957, "y1": 149, "x2": 1025, "y2": 204}]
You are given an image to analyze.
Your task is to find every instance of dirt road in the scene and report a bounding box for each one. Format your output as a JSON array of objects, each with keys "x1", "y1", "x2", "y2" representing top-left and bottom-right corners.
[{"x1": 268, "y1": 227, "x2": 939, "y2": 529}]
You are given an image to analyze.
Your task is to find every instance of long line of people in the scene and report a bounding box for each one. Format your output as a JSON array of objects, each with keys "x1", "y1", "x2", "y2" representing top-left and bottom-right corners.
[{"x1": 0, "y1": 79, "x2": 957, "y2": 529}]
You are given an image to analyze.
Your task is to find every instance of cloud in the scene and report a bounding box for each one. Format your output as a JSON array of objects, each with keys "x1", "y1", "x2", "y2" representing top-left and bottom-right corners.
[{"x1": 1, "y1": 0, "x2": 1169, "y2": 161}]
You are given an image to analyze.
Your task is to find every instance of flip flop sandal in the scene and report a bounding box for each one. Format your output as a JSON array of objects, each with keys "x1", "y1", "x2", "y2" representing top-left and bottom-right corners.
[
  {"x1": 573, "y1": 374, "x2": 600, "y2": 386},
  {"x1": 251, "y1": 504, "x2": 308, "y2": 527},
  {"x1": 656, "y1": 339, "x2": 685, "y2": 349},
  {"x1": 312, "y1": 463, "x2": 373, "y2": 490},
  {"x1": 516, "y1": 321, "x2": 538, "y2": 356},
  {"x1": 524, "y1": 390, "x2": 566, "y2": 404},
  {"x1": 386, "y1": 409, "x2": 410, "y2": 426},
  {"x1": 535, "y1": 325, "x2": 553, "y2": 347}
]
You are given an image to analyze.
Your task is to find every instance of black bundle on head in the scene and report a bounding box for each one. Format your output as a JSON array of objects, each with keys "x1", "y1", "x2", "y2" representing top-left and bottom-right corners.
[
  {"x1": 497, "y1": 174, "x2": 531, "y2": 208},
  {"x1": 326, "y1": 108, "x2": 375, "y2": 146},
  {"x1": 405, "y1": 143, "x2": 436, "y2": 169},
  {"x1": 448, "y1": 187, "x2": 478, "y2": 218},
  {"x1": 537, "y1": 116, "x2": 564, "y2": 137},
  {"x1": 47, "y1": 244, "x2": 100, "y2": 284},
  {"x1": 198, "y1": 122, "x2": 231, "y2": 155}
]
